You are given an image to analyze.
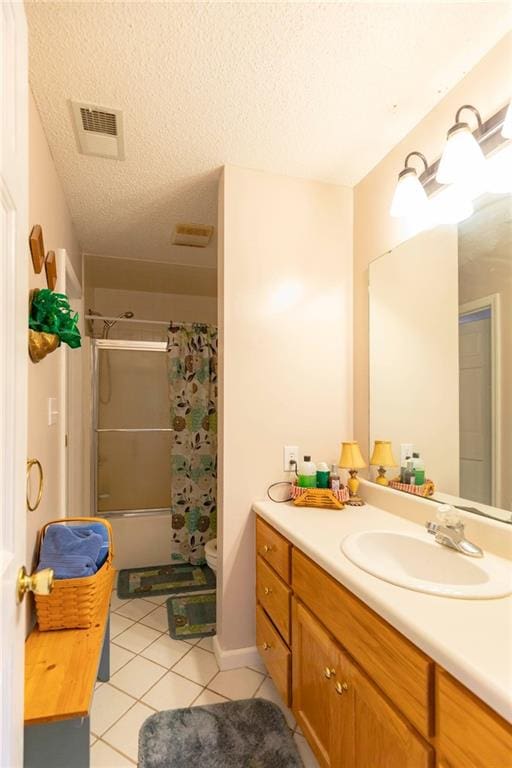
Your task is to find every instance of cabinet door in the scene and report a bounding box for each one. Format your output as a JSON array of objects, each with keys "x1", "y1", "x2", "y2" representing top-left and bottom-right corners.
[
  {"x1": 348, "y1": 658, "x2": 434, "y2": 768},
  {"x1": 292, "y1": 600, "x2": 353, "y2": 768}
]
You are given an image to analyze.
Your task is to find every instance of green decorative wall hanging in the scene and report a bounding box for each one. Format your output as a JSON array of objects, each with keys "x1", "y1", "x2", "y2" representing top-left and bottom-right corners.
[{"x1": 28, "y1": 289, "x2": 81, "y2": 362}]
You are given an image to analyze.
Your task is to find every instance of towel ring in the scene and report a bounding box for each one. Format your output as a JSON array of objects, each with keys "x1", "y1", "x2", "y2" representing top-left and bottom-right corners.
[{"x1": 26, "y1": 458, "x2": 44, "y2": 511}]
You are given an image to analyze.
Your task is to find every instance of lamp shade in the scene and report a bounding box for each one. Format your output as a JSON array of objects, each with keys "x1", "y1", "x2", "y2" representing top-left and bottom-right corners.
[
  {"x1": 436, "y1": 124, "x2": 487, "y2": 189},
  {"x1": 338, "y1": 441, "x2": 367, "y2": 470},
  {"x1": 370, "y1": 440, "x2": 397, "y2": 468},
  {"x1": 390, "y1": 167, "x2": 428, "y2": 218}
]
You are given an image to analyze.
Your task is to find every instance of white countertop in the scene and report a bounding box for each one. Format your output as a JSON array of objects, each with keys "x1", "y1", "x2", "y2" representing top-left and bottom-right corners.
[{"x1": 253, "y1": 498, "x2": 512, "y2": 723}]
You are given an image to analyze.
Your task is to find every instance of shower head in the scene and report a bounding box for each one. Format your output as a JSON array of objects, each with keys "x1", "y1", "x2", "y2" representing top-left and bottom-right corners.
[{"x1": 102, "y1": 310, "x2": 135, "y2": 338}]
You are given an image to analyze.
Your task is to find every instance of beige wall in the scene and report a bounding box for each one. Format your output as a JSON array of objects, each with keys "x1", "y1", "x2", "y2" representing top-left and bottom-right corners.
[
  {"x1": 353, "y1": 32, "x2": 512, "y2": 459},
  {"x1": 218, "y1": 165, "x2": 353, "y2": 653},
  {"x1": 27, "y1": 92, "x2": 81, "y2": 572}
]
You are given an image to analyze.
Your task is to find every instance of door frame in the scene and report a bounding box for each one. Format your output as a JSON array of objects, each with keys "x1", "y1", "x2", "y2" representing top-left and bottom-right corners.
[
  {"x1": 56, "y1": 249, "x2": 83, "y2": 519},
  {"x1": 459, "y1": 293, "x2": 501, "y2": 507}
]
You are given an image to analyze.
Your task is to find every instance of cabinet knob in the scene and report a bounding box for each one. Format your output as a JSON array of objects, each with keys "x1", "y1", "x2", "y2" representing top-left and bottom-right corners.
[
  {"x1": 263, "y1": 642, "x2": 272, "y2": 651},
  {"x1": 263, "y1": 586, "x2": 273, "y2": 595},
  {"x1": 262, "y1": 544, "x2": 274, "y2": 553},
  {"x1": 335, "y1": 681, "x2": 349, "y2": 695},
  {"x1": 324, "y1": 667, "x2": 336, "y2": 679}
]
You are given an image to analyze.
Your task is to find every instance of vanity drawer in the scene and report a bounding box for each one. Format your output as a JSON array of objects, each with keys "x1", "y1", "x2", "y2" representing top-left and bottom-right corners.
[
  {"x1": 256, "y1": 517, "x2": 291, "y2": 584},
  {"x1": 256, "y1": 555, "x2": 291, "y2": 644},
  {"x1": 256, "y1": 603, "x2": 291, "y2": 706},
  {"x1": 292, "y1": 548, "x2": 434, "y2": 738},
  {"x1": 436, "y1": 668, "x2": 512, "y2": 768}
]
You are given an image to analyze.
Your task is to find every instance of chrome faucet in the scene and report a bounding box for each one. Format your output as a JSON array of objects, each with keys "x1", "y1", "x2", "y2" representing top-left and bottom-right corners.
[{"x1": 426, "y1": 505, "x2": 483, "y2": 558}]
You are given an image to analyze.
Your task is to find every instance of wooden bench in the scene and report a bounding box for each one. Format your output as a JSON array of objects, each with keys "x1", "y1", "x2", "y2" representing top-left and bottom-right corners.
[{"x1": 24, "y1": 567, "x2": 115, "y2": 768}]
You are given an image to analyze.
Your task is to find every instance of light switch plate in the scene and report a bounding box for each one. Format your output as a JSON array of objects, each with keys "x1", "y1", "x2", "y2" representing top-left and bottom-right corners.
[{"x1": 48, "y1": 397, "x2": 59, "y2": 426}]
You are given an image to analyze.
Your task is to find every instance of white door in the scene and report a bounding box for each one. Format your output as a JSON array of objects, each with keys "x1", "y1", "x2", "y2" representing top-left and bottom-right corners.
[
  {"x1": 459, "y1": 310, "x2": 492, "y2": 505},
  {"x1": 0, "y1": 3, "x2": 28, "y2": 767}
]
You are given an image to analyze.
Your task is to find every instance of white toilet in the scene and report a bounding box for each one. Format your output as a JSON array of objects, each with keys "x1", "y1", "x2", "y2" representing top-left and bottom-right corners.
[{"x1": 205, "y1": 538, "x2": 218, "y2": 574}]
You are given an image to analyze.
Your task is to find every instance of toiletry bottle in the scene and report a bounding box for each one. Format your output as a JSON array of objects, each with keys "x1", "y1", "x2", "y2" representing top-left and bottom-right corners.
[
  {"x1": 404, "y1": 459, "x2": 415, "y2": 485},
  {"x1": 413, "y1": 453, "x2": 425, "y2": 485},
  {"x1": 400, "y1": 456, "x2": 411, "y2": 483},
  {"x1": 298, "y1": 456, "x2": 317, "y2": 488},
  {"x1": 316, "y1": 462, "x2": 330, "y2": 489},
  {"x1": 329, "y1": 464, "x2": 341, "y2": 491},
  {"x1": 399, "y1": 444, "x2": 414, "y2": 481}
]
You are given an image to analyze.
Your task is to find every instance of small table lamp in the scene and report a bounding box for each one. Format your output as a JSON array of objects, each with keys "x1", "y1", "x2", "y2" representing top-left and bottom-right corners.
[
  {"x1": 370, "y1": 440, "x2": 397, "y2": 486},
  {"x1": 339, "y1": 441, "x2": 367, "y2": 505}
]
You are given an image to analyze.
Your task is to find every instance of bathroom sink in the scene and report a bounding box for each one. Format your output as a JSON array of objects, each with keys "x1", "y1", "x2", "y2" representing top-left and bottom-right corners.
[{"x1": 341, "y1": 530, "x2": 512, "y2": 599}]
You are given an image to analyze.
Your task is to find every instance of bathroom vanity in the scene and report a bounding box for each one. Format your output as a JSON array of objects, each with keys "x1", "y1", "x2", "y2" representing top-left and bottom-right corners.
[{"x1": 254, "y1": 500, "x2": 512, "y2": 768}]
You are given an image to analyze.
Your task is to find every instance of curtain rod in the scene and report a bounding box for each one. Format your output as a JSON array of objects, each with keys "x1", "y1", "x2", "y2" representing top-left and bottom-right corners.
[{"x1": 84, "y1": 314, "x2": 214, "y2": 328}]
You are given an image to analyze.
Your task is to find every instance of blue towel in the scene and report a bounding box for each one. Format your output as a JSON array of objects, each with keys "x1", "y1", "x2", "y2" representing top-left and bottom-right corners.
[
  {"x1": 38, "y1": 554, "x2": 98, "y2": 579},
  {"x1": 37, "y1": 524, "x2": 103, "y2": 579},
  {"x1": 71, "y1": 524, "x2": 109, "y2": 569}
]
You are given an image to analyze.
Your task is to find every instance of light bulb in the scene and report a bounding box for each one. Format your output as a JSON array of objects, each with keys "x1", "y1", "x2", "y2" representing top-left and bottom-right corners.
[
  {"x1": 436, "y1": 124, "x2": 487, "y2": 194},
  {"x1": 502, "y1": 101, "x2": 512, "y2": 139},
  {"x1": 390, "y1": 168, "x2": 428, "y2": 218}
]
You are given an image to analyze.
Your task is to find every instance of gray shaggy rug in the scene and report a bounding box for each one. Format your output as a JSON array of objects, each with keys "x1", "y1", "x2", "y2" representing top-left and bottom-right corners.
[{"x1": 138, "y1": 698, "x2": 304, "y2": 768}]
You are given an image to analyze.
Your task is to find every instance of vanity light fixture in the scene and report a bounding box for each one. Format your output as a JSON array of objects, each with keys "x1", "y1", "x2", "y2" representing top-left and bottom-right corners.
[
  {"x1": 436, "y1": 105, "x2": 487, "y2": 191},
  {"x1": 502, "y1": 101, "x2": 512, "y2": 139},
  {"x1": 390, "y1": 151, "x2": 429, "y2": 218}
]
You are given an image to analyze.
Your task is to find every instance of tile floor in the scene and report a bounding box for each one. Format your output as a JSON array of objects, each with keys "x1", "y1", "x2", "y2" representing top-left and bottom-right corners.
[{"x1": 90, "y1": 590, "x2": 320, "y2": 767}]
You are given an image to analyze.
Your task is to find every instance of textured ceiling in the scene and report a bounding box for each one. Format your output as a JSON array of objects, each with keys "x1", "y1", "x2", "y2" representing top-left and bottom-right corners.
[{"x1": 27, "y1": 1, "x2": 512, "y2": 268}]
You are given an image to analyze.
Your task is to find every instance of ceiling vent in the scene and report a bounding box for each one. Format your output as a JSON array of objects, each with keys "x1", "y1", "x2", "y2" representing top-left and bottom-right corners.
[
  {"x1": 172, "y1": 224, "x2": 214, "y2": 248},
  {"x1": 70, "y1": 101, "x2": 125, "y2": 160}
]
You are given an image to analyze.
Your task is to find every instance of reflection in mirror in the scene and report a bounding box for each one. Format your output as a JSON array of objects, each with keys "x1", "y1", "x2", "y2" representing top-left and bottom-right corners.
[{"x1": 369, "y1": 193, "x2": 512, "y2": 523}]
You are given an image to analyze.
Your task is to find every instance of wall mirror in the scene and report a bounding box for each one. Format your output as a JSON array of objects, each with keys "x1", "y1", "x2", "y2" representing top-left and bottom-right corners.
[{"x1": 369, "y1": 192, "x2": 512, "y2": 523}]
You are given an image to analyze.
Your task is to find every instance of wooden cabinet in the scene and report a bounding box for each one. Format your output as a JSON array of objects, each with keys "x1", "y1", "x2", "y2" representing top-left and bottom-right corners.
[
  {"x1": 293, "y1": 599, "x2": 433, "y2": 768},
  {"x1": 292, "y1": 600, "x2": 352, "y2": 767},
  {"x1": 255, "y1": 516, "x2": 512, "y2": 768},
  {"x1": 256, "y1": 517, "x2": 291, "y2": 583},
  {"x1": 293, "y1": 547, "x2": 433, "y2": 737},
  {"x1": 435, "y1": 668, "x2": 512, "y2": 768},
  {"x1": 256, "y1": 604, "x2": 291, "y2": 705}
]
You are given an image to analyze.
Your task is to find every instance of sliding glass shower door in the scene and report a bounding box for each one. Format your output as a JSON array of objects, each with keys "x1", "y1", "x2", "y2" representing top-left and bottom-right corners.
[{"x1": 92, "y1": 340, "x2": 172, "y2": 517}]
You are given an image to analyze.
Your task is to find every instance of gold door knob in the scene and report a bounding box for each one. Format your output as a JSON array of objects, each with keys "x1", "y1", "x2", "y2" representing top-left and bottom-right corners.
[
  {"x1": 324, "y1": 667, "x2": 336, "y2": 679},
  {"x1": 262, "y1": 544, "x2": 274, "y2": 553},
  {"x1": 335, "y1": 681, "x2": 349, "y2": 695},
  {"x1": 263, "y1": 586, "x2": 273, "y2": 595},
  {"x1": 263, "y1": 642, "x2": 272, "y2": 651},
  {"x1": 16, "y1": 566, "x2": 54, "y2": 603}
]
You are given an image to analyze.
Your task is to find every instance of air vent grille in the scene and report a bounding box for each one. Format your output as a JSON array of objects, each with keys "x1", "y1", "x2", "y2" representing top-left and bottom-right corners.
[
  {"x1": 80, "y1": 108, "x2": 117, "y2": 136},
  {"x1": 172, "y1": 223, "x2": 214, "y2": 248}
]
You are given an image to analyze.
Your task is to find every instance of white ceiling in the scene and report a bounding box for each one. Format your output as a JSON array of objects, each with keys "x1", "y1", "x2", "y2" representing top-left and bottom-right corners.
[{"x1": 27, "y1": 1, "x2": 511, "y2": 269}]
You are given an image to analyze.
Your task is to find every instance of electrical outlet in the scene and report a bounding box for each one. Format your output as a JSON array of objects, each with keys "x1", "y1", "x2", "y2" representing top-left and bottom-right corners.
[{"x1": 284, "y1": 445, "x2": 299, "y2": 472}]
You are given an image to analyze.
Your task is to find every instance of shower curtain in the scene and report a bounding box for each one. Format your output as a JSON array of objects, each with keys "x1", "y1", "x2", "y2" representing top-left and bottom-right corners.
[{"x1": 167, "y1": 323, "x2": 218, "y2": 565}]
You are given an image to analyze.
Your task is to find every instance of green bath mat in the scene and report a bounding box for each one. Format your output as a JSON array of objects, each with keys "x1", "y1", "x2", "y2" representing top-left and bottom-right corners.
[
  {"x1": 117, "y1": 563, "x2": 216, "y2": 599},
  {"x1": 166, "y1": 590, "x2": 216, "y2": 640}
]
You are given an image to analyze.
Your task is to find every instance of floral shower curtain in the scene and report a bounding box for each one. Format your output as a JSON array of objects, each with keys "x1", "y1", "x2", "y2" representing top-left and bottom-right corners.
[{"x1": 167, "y1": 323, "x2": 218, "y2": 565}]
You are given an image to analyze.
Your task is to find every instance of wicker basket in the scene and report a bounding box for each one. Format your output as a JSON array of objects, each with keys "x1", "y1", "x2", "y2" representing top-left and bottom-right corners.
[{"x1": 34, "y1": 517, "x2": 114, "y2": 631}]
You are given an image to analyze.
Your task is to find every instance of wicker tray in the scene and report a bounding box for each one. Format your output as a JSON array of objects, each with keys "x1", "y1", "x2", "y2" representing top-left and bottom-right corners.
[
  {"x1": 388, "y1": 479, "x2": 435, "y2": 498},
  {"x1": 34, "y1": 516, "x2": 114, "y2": 631},
  {"x1": 291, "y1": 486, "x2": 349, "y2": 509}
]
